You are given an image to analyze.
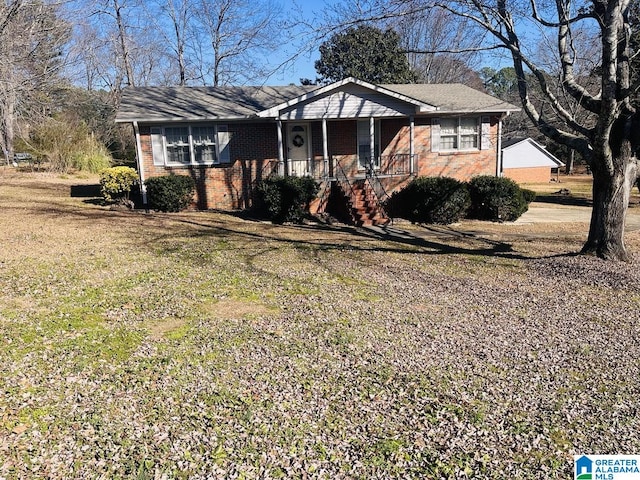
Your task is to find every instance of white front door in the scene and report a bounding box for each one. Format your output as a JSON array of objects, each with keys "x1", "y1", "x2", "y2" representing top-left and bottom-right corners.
[{"x1": 287, "y1": 123, "x2": 310, "y2": 176}]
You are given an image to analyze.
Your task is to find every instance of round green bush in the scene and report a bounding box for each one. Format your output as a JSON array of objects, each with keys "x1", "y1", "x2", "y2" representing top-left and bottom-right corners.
[
  {"x1": 467, "y1": 175, "x2": 530, "y2": 221},
  {"x1": 255, "y1": 176, "x2": 319, "y2": 223},
  {"x1": 145, "y1": 175, "x2": 195, "y2": 212},
  {"x1": 387, "y1": 176, "x2": 470, "y2": 224},
  {"x1": 99, "y1": 166, "x2": 139, "y2": 204}
]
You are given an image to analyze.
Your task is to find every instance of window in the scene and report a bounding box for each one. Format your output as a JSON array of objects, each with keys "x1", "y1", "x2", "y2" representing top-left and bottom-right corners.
[
  {"x1": 165, "y1": 127, "x2": 190, "y2": 164},
  {"x1": 150, "y1": 124, "x2": 230, "y2": 166},
  {"x1": 438, "y1": 117, "x2": 479, "y2": 151},
  {"x1": 192, "y1": 126, "x2": 216, "y2": 164},
  {"x1": 357, "y1": 119, "x2": 380, "y2": 169}
]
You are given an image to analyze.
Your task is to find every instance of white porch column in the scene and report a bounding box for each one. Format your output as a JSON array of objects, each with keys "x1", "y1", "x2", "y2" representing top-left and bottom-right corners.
[
  {"x1": 277, "y1": 119, "x2": 285, "y2": 176},
  {"x1": 409, "y1": 115, "x2": 415, "y2": 175},
  {"x1": 322, "y1": 118, "x2": 329, "y2": 178},
  {"x1": 133, "y1": 121, "x2": 147, "y2": 204},
  {"x1": 369, "y1": 116, "x2": 375, "y2": 170}
]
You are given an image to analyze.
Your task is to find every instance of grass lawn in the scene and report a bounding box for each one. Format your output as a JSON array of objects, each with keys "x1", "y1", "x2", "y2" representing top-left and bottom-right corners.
[{"x1": 1, "y1": 169, "x2": 640, "y2": 479}]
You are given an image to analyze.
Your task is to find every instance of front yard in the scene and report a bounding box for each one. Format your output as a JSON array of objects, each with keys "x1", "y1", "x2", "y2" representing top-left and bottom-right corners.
[{"x1": 1, "y1": 169, "x2": 639, "y2": 479}]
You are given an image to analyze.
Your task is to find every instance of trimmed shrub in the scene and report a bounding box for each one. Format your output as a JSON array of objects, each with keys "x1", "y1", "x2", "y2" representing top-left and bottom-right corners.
[
  {"x1": 387, "y1": 176, "x2": 470, "y2": 224},
  {"x1": 467, "y1": 175, "x2": 531, "y2": 221},
  {"x1": 255, "y1": 176, "x2": 319, "y2": 223},
  {"x1": 99, "y1": 166, "x2": 139, "y2": 205},
  {"x1": 145, "y1": 175, "x2": 195, "y2": 212},
  {"x1": 522, "y1": 188, "x2": 537, "y2": 203}
]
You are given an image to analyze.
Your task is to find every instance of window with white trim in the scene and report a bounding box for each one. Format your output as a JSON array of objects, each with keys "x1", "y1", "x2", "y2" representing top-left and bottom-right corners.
[
  {"x1": 165, "y1": 126, "x2": 190, "y2": 164},
  {"x1": 439, "y1": 117, "x2": 479, "y2": 151},
  {"x1": 191, "y1": 126, "x2": 216, "y2": 164},
  {"x1": 357, "y1": 119, "x2": 380, "y2": 169},
  {"x1": 150, "y1": 124, "x2": 230, "y2": 166}
]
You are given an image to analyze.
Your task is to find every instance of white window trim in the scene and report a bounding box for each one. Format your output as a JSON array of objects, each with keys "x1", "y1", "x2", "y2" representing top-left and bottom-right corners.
[
  {"x1": 152, "y1": 124, "x2": 229, "y2": 167},
  {"x1": 357, "y1": 118, "x2": 381, "y2": 170},
  {"x1": 439, "y1": 117, "x2": 480, "y2": 152}
]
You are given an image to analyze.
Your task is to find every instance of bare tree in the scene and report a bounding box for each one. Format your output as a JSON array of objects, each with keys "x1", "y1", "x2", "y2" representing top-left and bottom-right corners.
[
  {"x1": 144, "y1": 0, "x2": 194, "y2": 86},
  {"x1": 447, "y1": 0, "x2": 638, "y2": 261},
  {"x1": 69, "y1": 0, "x2": 174, "y2": 94},
  {"x1": 393, "y1": 7, "x2": 484, "y2": 85},
  {"x1": 0, "y1": 1, "x2": 69, "y2": 165},
  {"x1": 334, "y1": 0, "x2": 639, "y2": 261},
  {"x1": 194, "y1": 0, "x2": 281, "y2": 86}
]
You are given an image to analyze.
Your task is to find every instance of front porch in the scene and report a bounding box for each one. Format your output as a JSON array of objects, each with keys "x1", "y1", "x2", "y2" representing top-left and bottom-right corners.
[{"x1": 271, "y1": 117, "x2": 418, "y2": 179}]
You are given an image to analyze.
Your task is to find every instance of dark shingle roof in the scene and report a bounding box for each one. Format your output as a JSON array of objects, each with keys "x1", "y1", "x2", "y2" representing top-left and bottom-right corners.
[
  {"x1": 116, "y1": 85, "x2": 317, "y2": 122},
  {"x1": 116, "y1": 81, "x2": 518, "y2": 123},
  {"x1": 381, "y1": 83, "x2": 519, "y2": 113}
]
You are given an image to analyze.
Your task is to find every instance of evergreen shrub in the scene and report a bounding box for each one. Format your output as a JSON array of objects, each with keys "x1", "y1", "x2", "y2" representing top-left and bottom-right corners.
[
  {"x1": 387, "y1": 176, "x2": 470, "y2": 224},
  {"x1": 99, "y1": 166, "x2": 139, "y2": 204},
  {"x1": 145, "y1": 175, "x2": 195, "y2": 212},
  {"x1": 255, "y1": 176, "x2": 319, "y2": 223},
  {"x1": 467, "y1": 175, "x2": 531, "y2": 221}
]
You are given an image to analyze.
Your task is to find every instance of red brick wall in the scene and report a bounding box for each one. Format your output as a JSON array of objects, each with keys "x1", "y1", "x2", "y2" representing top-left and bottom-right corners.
[
  {"x1": 328, "y1": 120, "x2": 358, "y2": 177},
  {"x1": 137, "y1": 115, "x2": 501, "y2": 211},
  {"x1": 503, "y1": 166, "x2": 553, "y2": 184},
  {"x1": 412, "y1": 117, "x2": 498, "y2": 180},
  {"x1": 139, "y1": 123, "x2": 280, "y2": 210}
]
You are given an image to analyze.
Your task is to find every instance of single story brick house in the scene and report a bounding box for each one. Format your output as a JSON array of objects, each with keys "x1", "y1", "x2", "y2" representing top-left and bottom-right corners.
[
  {"x1": 116, "y1": 77, "x2": 518, "y2": 224},
  {"x1": 501, "y1": 137, "x2": 565, "y2": 183}
]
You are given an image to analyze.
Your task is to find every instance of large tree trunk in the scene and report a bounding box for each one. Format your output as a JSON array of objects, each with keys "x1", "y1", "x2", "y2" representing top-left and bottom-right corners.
[{"x1": 582, "y1": 160, "x2": 638, "y2": 261}]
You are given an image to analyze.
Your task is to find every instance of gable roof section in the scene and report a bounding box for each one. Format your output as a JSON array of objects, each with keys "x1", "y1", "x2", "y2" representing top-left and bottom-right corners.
[
  {"x1": 116, "y1": 77, "x2": 519, "y2": 123},
  {"x1": 502, "y1": 137, "x2": 565, "y2": 168},
  {"x1": 257, "y1": 77, "x2": 439, "y2": 119}
]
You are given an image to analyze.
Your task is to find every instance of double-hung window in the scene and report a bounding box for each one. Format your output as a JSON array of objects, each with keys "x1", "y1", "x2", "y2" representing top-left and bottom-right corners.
[
  {"x1": 439, "y1": 117, "x2": 479, "y2": 151},
  {"x1": 150, "y1": 124, "x2": 230, "y2": 166},
  {"x1": 164, "y1": 127, "x2": 190, "y2": 164},
  {"x1": 191, "y1": 126, "x2": 217, "y2": 164}
]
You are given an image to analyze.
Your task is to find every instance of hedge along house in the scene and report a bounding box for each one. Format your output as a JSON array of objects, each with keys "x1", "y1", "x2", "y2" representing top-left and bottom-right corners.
[{"x1": 116, "y1": 77, "x2": 519, "y2": 224}]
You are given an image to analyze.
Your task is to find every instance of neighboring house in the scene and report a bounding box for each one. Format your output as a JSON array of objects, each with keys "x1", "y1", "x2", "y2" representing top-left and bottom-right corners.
[
  {"x1": 115, "y1": 77, "x2": 518, "y2": 224},
  {"x1": 501, "y1": 137, "x2": 565, "y2": 183}
]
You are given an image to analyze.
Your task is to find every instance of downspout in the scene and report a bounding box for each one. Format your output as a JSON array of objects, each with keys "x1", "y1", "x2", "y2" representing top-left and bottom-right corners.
[{"x1": 133, "y1": 121, "x2": 147, "y2": 205}]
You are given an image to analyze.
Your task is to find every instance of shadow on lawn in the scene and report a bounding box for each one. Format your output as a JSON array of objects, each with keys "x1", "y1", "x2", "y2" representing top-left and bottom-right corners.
[
  {"x1": 167, "y1": 216, "x2": 530, "y2": 260},
  {"x1": 20, "y1": 187, "x2": 528, "y2": 260},
  {"x1": 533, "y1": 194, "x2": 592, "y2": 207}
]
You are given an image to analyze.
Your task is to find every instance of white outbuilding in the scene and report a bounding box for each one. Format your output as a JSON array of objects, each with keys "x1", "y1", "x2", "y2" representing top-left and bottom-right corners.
[{"x1": 501, "y1": 137, "x2": 565, "y2": 183}]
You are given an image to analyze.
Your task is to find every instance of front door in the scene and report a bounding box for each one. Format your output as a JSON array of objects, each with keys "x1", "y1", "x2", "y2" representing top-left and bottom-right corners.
[{"x1": 287, "y1": 123, "x2": 310, "y2": 176}]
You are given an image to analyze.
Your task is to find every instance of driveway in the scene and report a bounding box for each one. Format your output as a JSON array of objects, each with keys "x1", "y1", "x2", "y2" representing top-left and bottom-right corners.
[{"x1": 515, "y1": 202, "x2": 640, "y2": 231}]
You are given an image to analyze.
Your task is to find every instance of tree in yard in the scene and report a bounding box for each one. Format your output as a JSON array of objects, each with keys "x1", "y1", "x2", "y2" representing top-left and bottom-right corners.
[
  {"x1": 374, "y1": 0, "x2": 638, "y2": 260},
  {"x1": 315, "y1": 25, "x2": 417, "y2": 84}
]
